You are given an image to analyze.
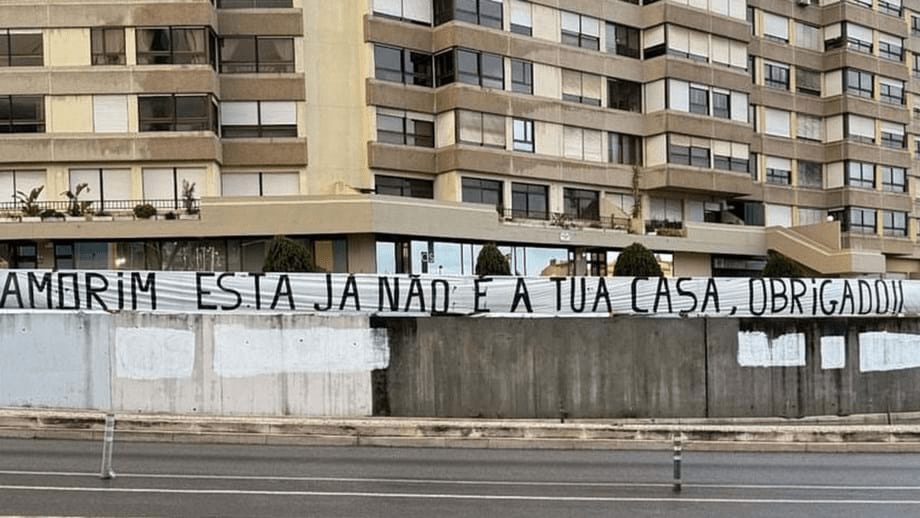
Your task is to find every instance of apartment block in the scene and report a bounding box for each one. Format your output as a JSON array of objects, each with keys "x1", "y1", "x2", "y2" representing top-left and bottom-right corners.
[{"x1": 0, "y1": 0, "x2": 916, "y2": 277}]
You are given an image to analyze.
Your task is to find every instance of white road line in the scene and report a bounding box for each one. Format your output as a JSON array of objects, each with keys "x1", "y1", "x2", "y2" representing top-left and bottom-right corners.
[
  {"x1": 1, "y1": 471, "x2": 920, "y2": 492},
  {"x1": 1, "y1": 484, "x2": 920, "y2": 505}
]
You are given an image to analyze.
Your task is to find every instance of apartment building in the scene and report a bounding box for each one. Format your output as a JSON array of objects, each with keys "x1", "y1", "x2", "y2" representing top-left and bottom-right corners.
[{"x1": 0, "y1": 0, "x2": 916, "y2": 277}]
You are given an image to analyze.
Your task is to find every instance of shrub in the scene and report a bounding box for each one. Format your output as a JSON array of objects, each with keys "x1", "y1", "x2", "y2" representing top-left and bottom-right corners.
[
  {"x1": 762, "y1": 251, "x2": 806, "y2": 278},
  {"x1": 475, "y1": 243, "x2": 510, "y2": 276},
  {"x1": 613, "y1": 242, "x2": 663, "y2": 277},
  {"x1": 263, "y1": 235, "x2": 320, "y2": 272},
  {"x1": 133, "y1": 203, "x2": 157, "y2": 219}
]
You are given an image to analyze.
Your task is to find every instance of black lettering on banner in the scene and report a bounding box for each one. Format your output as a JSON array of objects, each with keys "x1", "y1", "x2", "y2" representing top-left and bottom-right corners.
[
  {"x1": 811, "y1": 279, "x2": 818, "y2": 316},
  {"x1": 675, "y1": 278, "x2": 697, "y2": 314},
  {"x1": 85, "y1": 272, "x2": 109, "y2": 310},
  {"x1": 0, "y1": 272, "x2": 23, "y2": 308},
  {"x1": 510, "y1": 277, "x2": 533, "y2": 313},
  {"x1": 116, "y1": 272, "x2": 125, "y2": 310},
  {"x1": 273, "y1": 274, "x2": 296, "y2": 310},
  {"x1": 28, "y1": 272, "x2": 52, "y2": 309},
  {"x1": 770, "y1": 279, "x2": 788, "y2": 314},
  {"x1": 790, "y1": 279, "x2": 806, "y2": 314},
  {"x1": 474, "y1": 278, "x2": 492, "y2": 313},
  {"x1": 378, "y1": 277, "x2": 400, "y2": 311},
  {"x1": 631, "y1": 277, "x2": 649, "y2": 313},
  {"x1": 339, "y1": 274, "x2": 360, "y2": 311},
  {"x1": 132, "y1": 272, "x2": 156, "y2": 310},
  {"x1": 839, "y1": 281, "x2": 855, "y2": 315},
  {"x1": 217, "y1": 273, "x2": 242, "y2": 311},
  {"x1": 653, "y1": 277, "x2": 672, "y2": 313},
  {"x1": 404, "y1": 276, "x2": 425, "y2": 312},
  {"x1": 431, "y1": 279, "x2": 450, "y2": 313},
  {"x1": 700, "y1": 278, "x2": 720, "y2": 314},
  {"x1": 819, "y1": 280, "x2": 836, "y2": 315},
  {"x1": 248, "y1": 272, "x2": 265, "y2": 310},
  {"x1": 550, "y1": 277, "x2": 565, "y2": 311},
  {"x1": 592, "y1": 277, "x2": 611, "y2": 313},
  {"x1": 196, "y1": 273, "x2": 218, "y2": 311},
  {"x1": 570, "y1": 278, "x2": 586, "y2": 313},
  {"x1": 57, "y1": 272, "x2": 80, "y2": 310},
  {"x1": 748, "y1": 278, "x2": 766, "y2": 316},
  {"x1": 874, "y1": 279, "x2": 889, "y2": 314},
  {"x1": 857, "y1": 280, "x2": 872, "y2": 315},
  {"x1": 314, "y1": 274, "x2": 332, "y2": 311},
  {"x1": 898, "y1": 280, "x2": 905, "y2": 313}
]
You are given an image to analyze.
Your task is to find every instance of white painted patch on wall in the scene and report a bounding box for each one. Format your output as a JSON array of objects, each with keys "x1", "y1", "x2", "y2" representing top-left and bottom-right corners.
[
  {"x1": 820, "y1": 336, "x2": 846, "y2": 369},
  {"x1": 212, "y1": 326, "x2": 389, "y2": 378},
  {"x1": 737, "y1": 331, "x2": 806, "y2": 367},
  {"x1": 859, "y1": 331, "x2": 920, "y2": 372},
  {"x1": 115, "y1": 327, "x2": 196, "y2": 380}
]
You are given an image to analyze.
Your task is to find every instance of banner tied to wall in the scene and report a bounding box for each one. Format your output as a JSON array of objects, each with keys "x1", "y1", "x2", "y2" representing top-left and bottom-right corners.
[{"x1": 0, "y1": 270, "x2": 914, "y2": 318}]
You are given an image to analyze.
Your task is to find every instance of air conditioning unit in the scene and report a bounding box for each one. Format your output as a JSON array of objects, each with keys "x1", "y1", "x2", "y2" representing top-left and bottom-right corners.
[{"x1": 797, "y1": 0, "x2": 811, "y2": 6}]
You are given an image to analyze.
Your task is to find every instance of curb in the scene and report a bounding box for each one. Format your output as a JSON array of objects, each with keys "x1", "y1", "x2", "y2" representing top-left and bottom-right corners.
[{"x1": 3, "y1": 408, "x2": 920, "y2": 452}]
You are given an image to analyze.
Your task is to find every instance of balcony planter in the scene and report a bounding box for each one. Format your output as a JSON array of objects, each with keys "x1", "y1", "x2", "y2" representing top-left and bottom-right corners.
[
  {"x1": 65, "y1": 215, "x2": 88, "y2": 222},
  {"x1": 0, "y1": 214, "x2": 19, "y2": 223},
  {"x1": 91, "y1": 214, "x2": 114, "y2": 222},
  {"x1": 21, "y1": 216, "x2": 41, "y2": 223},
  {"x1": 179, "y1": 213, "x2": 199, "y2": 220},
  {"x1": 113, "y1": 214, "x2": 135, "y2": 221}
]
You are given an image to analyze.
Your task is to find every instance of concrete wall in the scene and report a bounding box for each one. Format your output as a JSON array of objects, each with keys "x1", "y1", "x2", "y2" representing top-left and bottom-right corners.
[{"x1": 0, "y1": 312, "x2": 386, "y2": 417}]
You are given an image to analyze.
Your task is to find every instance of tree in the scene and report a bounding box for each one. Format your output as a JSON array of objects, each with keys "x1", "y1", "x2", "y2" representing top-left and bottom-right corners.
[
  {"x1": 263, "y1": 236, "x2": 320, "y2": 272},
  {"x1": 762, "y1": 251, "x2": 806, "y2": 278},
  {"x1": 613, "y1": 242, "x2": 663, "y2": 277},
  {"x1": 475, "y1": 243, "x2": 510, "y2": 276}
]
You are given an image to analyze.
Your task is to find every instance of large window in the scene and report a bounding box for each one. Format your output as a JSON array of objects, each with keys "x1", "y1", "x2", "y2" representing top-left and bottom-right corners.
[
  {"x1": 608, "y1": 79, "x2": 642, "y2": 112},
  {"x1": 219, "y1": 0, "x2": 294, "y2": 6},
  {"x1": 561, "y1": 11, "x2": 600, "y2": 50},
  {"x1": 881, "y1": 166, "x2": 906, "y2": 192},
  {"x1": 563, "y1": 188, "x2": 599, "y2": 221},
  {"x1": 797, "y1": 161, "x2": 822, "y2": 188},
  {"x1": 846, "y1": 69, "x2": 873, "y2": 98},
  {"x1": 462, "y1": 177, "x2": 503, "y2": 208},
  {"x1": 434, "y1": 0, "x2": 502, "y2": 28},
  {"x1": 373, "y1": 0, "x2": 432, "y2": 24},
  {"x1": 763, "y1": 61, "x2": 789, "y2": 89},
  {"x1": 221, "y1": 171, "x2": 300, "y2": 196},
  {"x1": 879, "y1": 78, "x2": 904, "y2": 105},
  {"x1": 765, "y1": 157, "x2": 791, "y2": 185},
  {"x1": 563, "y1": 126, "x2": 602, "y2": 162},
  {"x1": 142, "y1": 167, "x2": 205, "y2": 209},
  {"x1": 512, "y1": 118, "x2": 534, "y2": 152},
  {"x1": 435, "y1": 48, "x2": 503, "y2": 88},
  {"x1": 712, "y1": 90, "x2": 730, "y2": 119},
  {"x1": 846, "y1": 161, "x2": 874, "y2": 189},
  {"x1": 457, "y1": 110, "x2": 504, "y2": 147},
  {"x1": 0, "y1": 170, "x2": 45, "y2": 204},
  {"x1": 510, "y1": 0, "x2": 532, "y2": 35},
  {"x1": 375, "y1": 175, "x2": 433, "y2": 198},
  {"x1": 374, "y1": 45, "x2": 432, "y2": 86},
  {"x1": 511, "y1": 182, "x2": 548, "y2": 219},
  {"x1": 878, "y1": 33, "x2": 903, "y2": 62},
  {"x1": 795, "y1": 67, "x2": 820, "y2": 96},
  {"x1": 136, "y1": 27, "x2": 215, "y2": 67},
  {"x1": 880, "y1": 122, "x2": 905, "y2": 149},
  {"x1": 606, "y1": 22, "x2": 640, "y2": 58},
  {"x1": 832, "y1": 207, "x2": 876, "y2": 234},
  {"x1": 0, "y1": 29, "x2": 42, "y2": 67},
  {"x1": 221, "y1": 36, "x2": 294, "y2": 73},
  {"x1": 377, "y1": 109, "x2": 434, "y2": 147},
  {"x1": 608, "y1": 132, "x2": 641, "y2": 165},
  {"x1": 68, "y1": 168, "x2": 131, "y2": 211},
  {"x1": 221, "y1": 101, "x2": 297, "y2": 138},
  {"x1": 510, "y1": 59, "x2": 532, "y2": 94},
  {"x1": 689, "y1": 85, "x2": 708, "y2": 115},
  {"x1": 668, "y1": 135, "x2": 709, "y2": 167},
  {"x1": 91, "y1": 28, "x2": 125, "y2": 65},
  {"x1": 0, "y1": 95, "x2": 44, "y2": 133},
  {"x1": 562, "y1": 70, "x2": 602, "y2": 106},
  {"x1": 138, "y1": 95, "x2": 217, "y2": 133},
  {"x1": 883, "y1": 210, "x2": 907, "y2": 236}
]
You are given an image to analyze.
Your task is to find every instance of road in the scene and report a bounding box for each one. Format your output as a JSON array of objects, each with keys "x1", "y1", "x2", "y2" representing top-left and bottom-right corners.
[{"x1": 0, "y1": 438, "x2": 919, "y2": 517}]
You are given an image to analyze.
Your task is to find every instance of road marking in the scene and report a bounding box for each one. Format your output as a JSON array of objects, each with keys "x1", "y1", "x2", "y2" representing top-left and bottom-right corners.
[
  {"x1": 1, "y1": 484, "x2": 920, "y2": 505},
  {"x1": 2, "y1": 470, "x2": 920, "y2": 492}
]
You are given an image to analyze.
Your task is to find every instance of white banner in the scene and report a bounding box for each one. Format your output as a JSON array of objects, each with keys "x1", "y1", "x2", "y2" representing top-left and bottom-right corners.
[{"x1": 0, "y1": 270, "x2": 913, "y2": 318}]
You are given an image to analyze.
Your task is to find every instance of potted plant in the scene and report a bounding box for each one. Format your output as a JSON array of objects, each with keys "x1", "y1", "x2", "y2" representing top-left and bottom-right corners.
[
  {"x1": 133, "y1": 203, "x2": 157, "y2": 219},
  {"x1": 62, "y1": 183, "x2": 93, "y2": 220},
  {"x1": 180, "y1": 180, "x2": 199, "y2": 219},
  {"x1": 15, "y1": 186, "x2": 43, "y2": 222}
]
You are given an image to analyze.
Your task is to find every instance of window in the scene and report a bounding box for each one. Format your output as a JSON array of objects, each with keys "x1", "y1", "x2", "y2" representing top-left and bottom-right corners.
[
  {"x1": 914, "y1": 55, "x2": 920, "y2": 78},
  {"x1": 0, "y1": 96, "x2": 44, "y2": 133},
  {"x1": 462, "y1": 177, "x2": 503, "y2": 208},
  {"x1": 879, "y1": 0, "x2": 902, "y2": 16},
  {"x1": 0, "y1": 170, "x2": 45, "y2": 204},
  {"x1": 435, "y1": 48, "x2": 503, "y2": 89},
  {"x1": 221, "y1": 101, "x2": 297, "y2": 138},
  {"x1": 846, "y1": 161, "x2": 874, "y2": 189},
  {"x1": 796, "y1": 113, "x2": 822, "y2": 142},
  {"x1": 563, "y1": 126, "x2": 602, "y2": 161},
  {"x1": 91, "y1": 28, "x2": 125, "y2": 65},
  {"x1": 219, "y1": 0, "x2": 294, "y2": 6},
  {"x1": 142, "y1": 167, "x2": 204, "y2": 209},
  {"x1": 68, "y1": 168, "x2": 131, "y2": 211},
  {"x1": 764, "y1": 108, "x2": 791, "y2": 138},
  {"x1": 794, "y1": 22, "x2": 820, "y2": 50},
  {"x1": 0, "y1": 29, "x2": 42, "y2": 67},
  {"x1": 913, "y1": 15, "x2": 920, "y2": 34},
  {"x1": 434, "y1": 0, "x2": 503, "y2": 28},
  {"x1": 377, "y1": 109, "x2": 434, "y2": 147},
  {"x1": 510, "y1": 59, "x2": 532, "y2": 94},
  {"x1": 510, "y1": 0, "x2": 532, "y2": 35},
  {"x1": 878, "y1": 33, "x2": 903, "y2": 62},
  {"x1": 838, "y1": 207, "x2": 876, "y2": 234},
  {"x1": 138, "y1": 95, "x2": 217, "y2": 132},
  {"x1": 796, "y1": 67, "x2": 820, "y2": 96},
  {"x1": 881, "y1": 166, "x2": 906, "y2": 192},
  {"x1": 608, "y1": 132, "x2": 642, "y2": 165},
  {"x1": 880, "y1": 122, "x2": 905, "y2": 149},
  {"x1": 846, "y1": 24, "x2": 873, "y2": 53},
  {"x1": 846, "y1": 69, "x2": 873, "y2": 98},
  {"x1": 606, "y1": 23, "x2": 640, "y2": 58},
  {"x1": 375, "y1": 175, "x2": 433, "y2": 198},
  {"x1": 457, "y1": 110, "x2": 504, "y2": 147},
  {"x1": 846, "y1": 114, "x2": 875, "y2": 144},
  {"x1": 512, "y1": 118, "x2": 534, "y2": 152},
  {"x1": 765, "y1": 156, "x2": 791, "y2": 185},
  {"x1": 712, "y1": 90, "x2": 730, "y2": 119},
  {"x1": 373, "y1": 0, "x2": 432, "y2": 24},
  {"x1": 563, "y1": 188, "x2": 599, "y2": 221},
  {"x1": 221, "y1": 36, "x2": 294, "y2": 73},
  {"x1": 511, "y1": 182, "x2": 547, "y2": 219},
  {"x1": 649, "y1": 197, "x2": 683, "y2": 225},
  {"x1": 879, "y1": 78, "x2": 904, "y2": 105},
  {"x1": 374, "y1": 45, "x2": 432, "y2": 86},
  {"x1": 688, "y1": 85, "x2": 709, "y2": 115},
  {"x1": 764, "y1": 61, "x2": 789, "y2": 89},
  {"x1": 608, "y1": 79, "x2": 642, "y2": 112},
  {"x1": 763, "y1": 13, "x2": 789, "y2": 42},
  {"x1": 797, "y1": 161, "x2": 822, "y2": 188},
  {"x1": 221, "y1": 171, "x2": 300, "y2": 196},
  {"x1": 713, "y1": 141, "x2": 750, "y2": 173},
  {"x1": 668, "y1": 136, "x2": 709, "y2": 167},
  {"x1": 561, "y1": 11, "x2": 600, "y2": 50},
  {"x1": 562, "y1": 70, "x2": 602, "y2": 106},
  {"x1": 884, "y1": 210, "x2": 907, "y2": 236},
  {"x1": 136, "y1": 27, "x2": 215, "y2": 67}
]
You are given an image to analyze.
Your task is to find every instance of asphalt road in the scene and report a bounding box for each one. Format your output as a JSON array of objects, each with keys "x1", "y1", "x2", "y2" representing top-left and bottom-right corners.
[{"x1": 0, "y1": 438, "x2": 919, "y2": 517}]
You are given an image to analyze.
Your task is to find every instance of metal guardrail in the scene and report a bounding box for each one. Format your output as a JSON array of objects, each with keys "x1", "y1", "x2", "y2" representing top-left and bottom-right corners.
[
  {"x1": 0, "y1": 198, "x2": 200, "y2": 215},
  {"x1": 501, "y1": 208, "x2": 631, "y2": 231}
]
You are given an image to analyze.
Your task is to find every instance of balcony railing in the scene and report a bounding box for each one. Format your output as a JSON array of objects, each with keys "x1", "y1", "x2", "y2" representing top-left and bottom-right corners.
[
  {"x1": 0, "y1": 198, "x2": 200, "y2": 215},
  {"x1": 502, "y1": 209, "x2": 631, "y2": 231}
]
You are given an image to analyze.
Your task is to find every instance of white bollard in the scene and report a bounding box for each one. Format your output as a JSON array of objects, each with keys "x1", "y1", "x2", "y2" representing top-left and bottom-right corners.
[{"x1": 100, "y1": 413, "x2": 116, "y2": 480}]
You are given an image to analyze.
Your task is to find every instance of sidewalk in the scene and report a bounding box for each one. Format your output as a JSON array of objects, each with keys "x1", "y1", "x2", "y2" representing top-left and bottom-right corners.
[{"x1": 2, "y1": 407, "x2": 920, "y2": 453}]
